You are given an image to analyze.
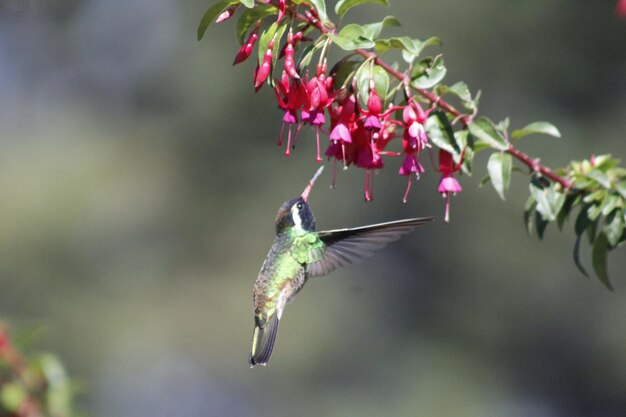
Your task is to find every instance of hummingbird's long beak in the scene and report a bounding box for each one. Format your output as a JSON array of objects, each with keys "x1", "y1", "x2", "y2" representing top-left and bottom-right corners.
[{"x1": 301, "y1": 166, "x2": 324, "y2": 202}]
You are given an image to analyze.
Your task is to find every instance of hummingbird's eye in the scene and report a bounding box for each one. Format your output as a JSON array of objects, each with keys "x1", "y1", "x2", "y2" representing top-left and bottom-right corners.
[{"x1": 296, "y1": 203, "x2": 303, "y2": 210}]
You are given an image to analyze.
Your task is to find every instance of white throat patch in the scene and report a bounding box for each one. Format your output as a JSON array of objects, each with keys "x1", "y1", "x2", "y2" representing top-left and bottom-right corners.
[{"x1": 290, "y1": 204, "x2": 304, "y2": 232}]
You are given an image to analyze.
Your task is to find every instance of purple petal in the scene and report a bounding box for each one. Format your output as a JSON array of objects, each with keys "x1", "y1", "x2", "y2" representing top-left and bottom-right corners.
[
  {"x1": 283, "y1": 110, "x2": 297, "y2": 124},
  {"x1": 330, "y1": 123, "x2": 352, "y2": 143},
  {"x1": 438, "y1": 174, "x2": 462, "y2": 194},
  {"x1": 398, "y1": 154, "x2": 424, "y2": 176},
  {"x1": 364, "y1": 115, "x2": 381, "y2": 130}
]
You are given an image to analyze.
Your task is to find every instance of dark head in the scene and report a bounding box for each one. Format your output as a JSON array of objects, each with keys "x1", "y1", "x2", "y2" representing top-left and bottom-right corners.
[
  {"x1": 274, "y1": 166, "x2": 324, "y2": 235},
  {"x1": 275, "y1": 196, "x2": 316, "y2": 234}
]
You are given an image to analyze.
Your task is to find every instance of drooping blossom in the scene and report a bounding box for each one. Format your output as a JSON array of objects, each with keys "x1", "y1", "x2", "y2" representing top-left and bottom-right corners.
[
  {"x1": 327, "y1": 93, "x2": 357, "y2": 179},
  {"x1": 402, "y1": 100, "x2": 431, "y2": 148},
  {"x1": 301, "y1": 64, "x2": 334, "y2": 162},
  {"x1": 399, "y1": 130, "x2": 425, "y2": 202},
  {"x1": 397, "y1": 99, "x2": 437, "y2": 202},
  {"x1": 274, "y1": 72, "x2": 306, "y2": 155},
  {"x1": 437, "y1": 149, "x2": 464, "y2": 222}
]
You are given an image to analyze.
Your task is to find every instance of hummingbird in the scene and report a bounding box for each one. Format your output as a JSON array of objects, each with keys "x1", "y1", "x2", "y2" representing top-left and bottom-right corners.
[{"x1": 249, "y1": 166, "x2": 434, "y2": 367}]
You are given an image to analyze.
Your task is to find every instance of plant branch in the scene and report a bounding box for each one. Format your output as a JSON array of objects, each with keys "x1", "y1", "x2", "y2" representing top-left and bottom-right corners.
[{"x1": 292, "y1": 7, "x2": 574, "y2": 191}]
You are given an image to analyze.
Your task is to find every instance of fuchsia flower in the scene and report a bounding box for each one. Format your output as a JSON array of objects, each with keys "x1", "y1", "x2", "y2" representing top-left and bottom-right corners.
[
  {"x1": 402, "y1": 100, "x2": 431, "y2": 147},
  {"x1": 327, "y1": 93, "x2": 357, "y2": 173},
  {"x1": 398, "y1": 101, "x2": 433, "y2": 202},
  {"x1": 362, "y1": 88, "x2": 383, "y2": 131},
  {"x1": 301, "y1": 65, "x2": 334, "y2": 162},
  {"x1": 274, "y1": 72, "x2": 306, "y2": 155},
  {"x1": 437, "y1": 149, "x2": 464, "y2": 223}
]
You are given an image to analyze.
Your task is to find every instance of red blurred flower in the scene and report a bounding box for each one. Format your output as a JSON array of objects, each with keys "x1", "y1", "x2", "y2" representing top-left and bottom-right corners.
[{"x1": 617, "y1": 0, "x2": 626, "y2": 18}]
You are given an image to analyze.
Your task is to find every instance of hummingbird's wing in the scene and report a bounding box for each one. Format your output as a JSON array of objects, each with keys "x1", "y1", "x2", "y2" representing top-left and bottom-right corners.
[{"x1": 306, "y1": 217, "x2": 434, "y2": 277}]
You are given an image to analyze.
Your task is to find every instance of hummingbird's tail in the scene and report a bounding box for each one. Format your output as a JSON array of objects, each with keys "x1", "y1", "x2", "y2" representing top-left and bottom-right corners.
[{"x1": 249, "y1": 314, "x2": 280, "y2": 367}]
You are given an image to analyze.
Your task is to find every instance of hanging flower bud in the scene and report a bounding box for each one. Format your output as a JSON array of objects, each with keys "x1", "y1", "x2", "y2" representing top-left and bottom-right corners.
[
  {"x1": 254, "y1": 36, "x2": 275, "y2": 90},
  {"x1": 277, "y1": 0, "x2": 286, "y2": 22},
  {"x1": 233, "y1": 26, "x2": 259, "y2": 66},
  {"x1": 216, "y1": 5, "x2": 238, "y2": 23},
  {"x1": 284, "y1": 31, "x2": 300, "y2": 79}
]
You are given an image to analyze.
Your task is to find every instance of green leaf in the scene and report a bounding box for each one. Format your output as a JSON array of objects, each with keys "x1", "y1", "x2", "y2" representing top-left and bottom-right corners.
[
  {"x1": 529, "y1": 182, "x2": 566, "y2": 222},
  {"x1": 604, "y1": 210, "x2": 624, "y2": 247},
  {"x1": 257, "y1": 22, "x2": 278, "y2": 63},
  {"x1": 0, "y1": 383, "x2": 27, "y2": 412},
  {"x1": 410, "y1": 55, "x2": 446, "y2": 89},
  {"x1": 495, "y1": 118, "x2": 510, "y2": 134},
  {"x1": 331, "y1": 58, "x2": 360, "y2": 90},
  {"x1": 587, "y1": 216, "x2": 599, "y2": 244},
  {"x1": 257, "y1": 22, "x2": 287, "y2": 66},
  {"x1": 535, "y1": 211, "x2": 549, "y2": 240},
  {"x1": 235, "y1": 5, "x2": 274, "y2": 44},
  {"x1": 479, "y1": 175, "x2": 491, "y2": 188},
  {"x1": 240, "y1": 0, "x2": 254, "y2": 6},
  {"x1": 587, "y1": 203, "x2": 603, "y2": 222},
  {"x1": 487, "y1": 152, "x2": 513, "y2": 200},
  {"x1": 592, "y1": 232, "x2": 613, "y2": 290},
  {"x1": 600, "y1": 194, "x2": 621, "y2": 216},
  {"x1": 335, "y1": 0, "x2": 390, "y2": 18},
  {"x1": 273, "y1": 27, "x2": 288, "y2": 69},
  {"x1": 374, "y1": 36, "x2": 439, "y2": 63},
  {"x1": 614, "y1": 181, "x2": 626, "y2": 199},
  {"x1": 573, "y1": 235, "x2": 589, "y2": 278},
  {"x1": 404, "y1": 37, "x2": 440, "y2": 63},
  {"x1": 584, "y1": 169, "x2": 612, "y2": 189},
  {"x1": 575, "y1": 206, "x2": 593, "y2": 240},
  {"x1": 425, "y1": 111, "x2": 461, "y2": 157},
  {"x1": 573, "y1": 207, "x2": 592, "y2": 278},
  {"x1": 447, "y1": 81, "x2": 471, "y2": 103},
  {"x1": 329, "y1": 24, "x2": 376, "y2": 51},
  {"x1": 455, "y1": 130, "x2": 474, "y2": 175},
  {"x1": 523, "y1": 194, "x2": 536, "y2": 235},
  {"x1": 468, "y1": 117, "x2": 508, "y2": 151},
  {"x1": 198, "y1": 0, "x2": 240, "y2": 41},
  {"x1": 297, "y1": 36, "x2": 326, "y2": 70},
  {"x1": 557, "y1": 193, "x2": 579, "y2": 230},
  {"x1": 436, "y1": 82, "x2": 478, "y2": 112},
  {"x1": 511, "y1": 121, "x2": 561, "y2": 140},
  {"x1": 309, "y1": 0, "x2": 328, "y2": 23},
  {"x1": 356, "y1": 64, "x2": 389, "y2": 107},
  {"x1": 361, "y1": 15, "x2": 400, "y2": 40}
]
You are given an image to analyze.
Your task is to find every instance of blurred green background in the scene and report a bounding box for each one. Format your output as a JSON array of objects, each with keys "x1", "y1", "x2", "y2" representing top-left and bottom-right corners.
[{"x1": 1, "y1": 1, "x2": 626, "y2": 416}]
